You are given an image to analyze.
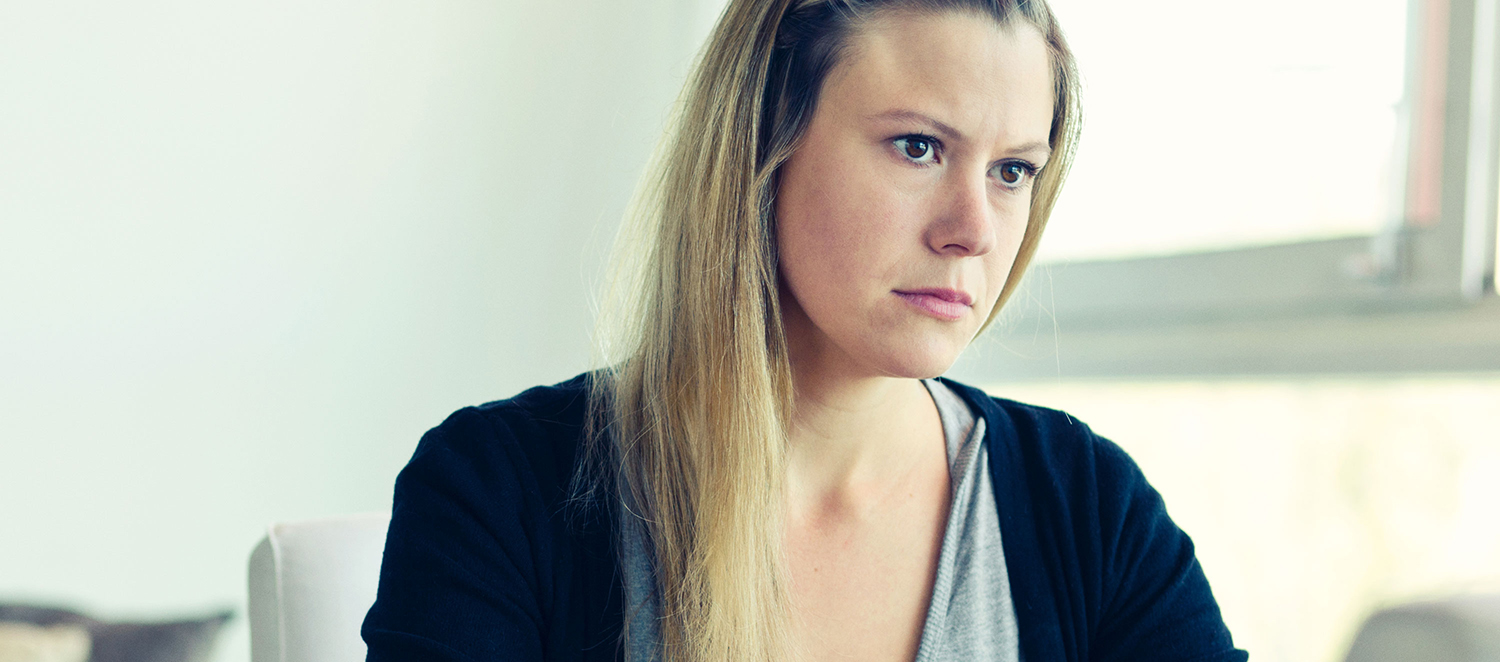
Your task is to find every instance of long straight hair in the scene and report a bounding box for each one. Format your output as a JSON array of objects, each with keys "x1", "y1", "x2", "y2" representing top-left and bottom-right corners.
[{"x1": 585, "y1": 1, "x2": 1081, "y2": 660}]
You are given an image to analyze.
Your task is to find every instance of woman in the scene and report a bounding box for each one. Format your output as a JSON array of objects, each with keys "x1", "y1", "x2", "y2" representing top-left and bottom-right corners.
[{"x1": 363, "y1": 0, "x2": 1247, "y2": 661}]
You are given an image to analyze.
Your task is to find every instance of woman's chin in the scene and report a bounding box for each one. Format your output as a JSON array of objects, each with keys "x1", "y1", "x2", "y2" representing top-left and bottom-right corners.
[
  {"x1": 793, "y1": 321, "x2": 974, "y2": 381},
  {"x1": 870, "y1": 340, "x2": 968, "y2": 380}
]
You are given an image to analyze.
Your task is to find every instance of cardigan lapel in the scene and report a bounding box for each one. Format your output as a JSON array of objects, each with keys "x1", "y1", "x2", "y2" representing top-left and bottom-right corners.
[{"x1": 938, "y1": 377, "x2": 1075, "y2": 662}]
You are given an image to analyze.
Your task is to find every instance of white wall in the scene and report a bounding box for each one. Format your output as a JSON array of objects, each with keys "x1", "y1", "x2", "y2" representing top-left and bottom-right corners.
[{"x1": 0, "y1": 1, "x2": 722, "y2": 660}]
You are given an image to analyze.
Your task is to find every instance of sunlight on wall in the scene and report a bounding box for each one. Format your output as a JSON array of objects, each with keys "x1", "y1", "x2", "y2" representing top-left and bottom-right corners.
[{"x1": 985, "y1": 377, "x2": 1500, "y2": 662}]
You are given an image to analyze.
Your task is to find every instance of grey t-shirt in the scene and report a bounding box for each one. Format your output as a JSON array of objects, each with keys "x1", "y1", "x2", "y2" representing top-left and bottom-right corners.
[{"x1": 619, "y1": 379, "x2": 1020, "y2": 661}]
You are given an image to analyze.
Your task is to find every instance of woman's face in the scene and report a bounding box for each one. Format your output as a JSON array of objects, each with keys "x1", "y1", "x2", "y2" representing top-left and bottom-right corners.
[{"x1": 775, "y1": 9, "x2": 1056, "y2": 380}]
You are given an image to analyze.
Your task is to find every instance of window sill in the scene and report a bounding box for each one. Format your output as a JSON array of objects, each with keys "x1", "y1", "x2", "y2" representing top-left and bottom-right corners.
[{"x1": 955, "y1": 294, "x2": 1500, "y2": 380}]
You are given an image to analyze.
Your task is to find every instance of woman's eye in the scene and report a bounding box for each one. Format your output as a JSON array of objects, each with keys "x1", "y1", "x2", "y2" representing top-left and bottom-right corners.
[
  {"x1": 893, "y1": 136, "x2": 936, "y2": 164},
  {"x1": 993, "y1": 162, "x2": 1036, "y2": 189}
]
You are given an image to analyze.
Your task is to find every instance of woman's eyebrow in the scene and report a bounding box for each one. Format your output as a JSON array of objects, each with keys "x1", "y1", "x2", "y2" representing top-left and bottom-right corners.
[
  {"x1": 868, "y1": 109, "x2": 965, "y2": 142},
  {"x1": 868, "y1": 109, "x2": 1052, "y2": 158},
  {"x1": 1006, "y1": 140, "x2": 1053, "y2": 160}
]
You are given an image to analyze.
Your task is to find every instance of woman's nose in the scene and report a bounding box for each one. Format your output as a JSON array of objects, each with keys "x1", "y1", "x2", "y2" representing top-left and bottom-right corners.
[{"x1": 924, "y1": 169, "x2": 997, "y2": 257}]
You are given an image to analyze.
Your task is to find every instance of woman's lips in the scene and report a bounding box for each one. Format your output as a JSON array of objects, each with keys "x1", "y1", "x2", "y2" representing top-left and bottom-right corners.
[{"x1": 894, "y1": 289, "x2": 972, "y2": 321}]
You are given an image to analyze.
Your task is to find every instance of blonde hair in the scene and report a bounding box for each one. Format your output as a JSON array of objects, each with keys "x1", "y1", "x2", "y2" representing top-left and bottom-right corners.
[{"x1": 585, "y1": 1, "x2": 1081, "y2": 660}]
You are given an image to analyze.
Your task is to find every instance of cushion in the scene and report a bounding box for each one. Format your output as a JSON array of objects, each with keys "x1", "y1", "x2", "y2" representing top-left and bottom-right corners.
[
  {"x1": 1344, "y1": 594, "x2": 1500, "y2": 662},
  {"x1": 0, "y1": 622, "x2": 89, "y2": 662},
  {"x1": 0, "y1": 606, "x2": 229, "y2": 662}
]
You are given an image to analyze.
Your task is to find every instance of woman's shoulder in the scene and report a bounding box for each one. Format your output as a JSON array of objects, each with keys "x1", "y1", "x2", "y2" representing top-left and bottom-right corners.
[
  {"x1": 421, "y1": 371, "x2": 595, "y2": 452},
  {"x1": 457, "y1": 371, "x2": 594, "y2": 440},
  {"x1": 368, "y1": 371, "x2": 620, "y2": 661},
  {"x1": 937, "y1": 379, "x2": 1247, "y2": 661},
  {"x1": 936, "y1": 376, "x2": 1132, "y2": 473},
  {"x1": 403, "y1": 371, "x2": 600, "y2": 517},
  {"x1": 937, "y1": 376, "x2": 1157, "y2": 540}
]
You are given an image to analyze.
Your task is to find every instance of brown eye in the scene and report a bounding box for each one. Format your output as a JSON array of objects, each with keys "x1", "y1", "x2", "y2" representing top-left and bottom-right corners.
[
  {"x1": 894, "y1": 136, "x2": 936, "y2": 163},
  {"x1": 905, "y1": 138, "x2": 930, "y2": 159},
  {"x1": 994, "y1": 162, "x2": 1034, "y2": 189}
]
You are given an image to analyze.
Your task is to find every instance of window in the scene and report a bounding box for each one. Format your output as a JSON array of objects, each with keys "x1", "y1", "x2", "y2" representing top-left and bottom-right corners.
[
  {"x1": 1040, "y1": 0, "x2": 1410, "y2": 262},
  {"x1": 956, "y1": 0, "x2": 1500, "y2": 380}
]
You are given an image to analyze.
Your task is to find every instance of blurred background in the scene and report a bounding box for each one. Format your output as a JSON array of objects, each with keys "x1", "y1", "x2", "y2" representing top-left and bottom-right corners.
[{"x1": 0, "y1": 0, "x2": 1496, "y2": 661}]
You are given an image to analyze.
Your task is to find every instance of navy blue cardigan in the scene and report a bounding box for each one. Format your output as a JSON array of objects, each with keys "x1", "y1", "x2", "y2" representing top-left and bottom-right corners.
[{"x1": 362, "y1": 373, "x2": 1247, "y2": 661}]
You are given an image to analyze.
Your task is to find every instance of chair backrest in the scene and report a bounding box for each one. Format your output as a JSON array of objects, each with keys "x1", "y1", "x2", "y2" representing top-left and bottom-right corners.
[
  {"x1": 1343, "y1": 593, "x2": 1500, "y2": 662},
  {"x1": 247, "y1": 513, "x2": 391, "y2": 662}
]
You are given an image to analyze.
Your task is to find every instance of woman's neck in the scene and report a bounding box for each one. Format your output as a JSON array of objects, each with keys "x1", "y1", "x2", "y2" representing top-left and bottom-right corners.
[{"x1": 784, "y1": 360, "x2": 943, "y2": 519}]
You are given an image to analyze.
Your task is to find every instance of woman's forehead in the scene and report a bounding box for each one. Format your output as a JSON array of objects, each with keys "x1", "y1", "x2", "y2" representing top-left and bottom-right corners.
[{"x1": 824, "y1": 10, "x2": 1055, "y2": 147}]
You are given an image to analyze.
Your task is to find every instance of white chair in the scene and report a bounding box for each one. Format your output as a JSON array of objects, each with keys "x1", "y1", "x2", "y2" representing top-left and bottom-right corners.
[
  {"x1": 1343, "y1": 593, "x2": 1500, "y2": 662},
  {"x1": 247, "y1": 513, "x2": 391, "y2": 662}
]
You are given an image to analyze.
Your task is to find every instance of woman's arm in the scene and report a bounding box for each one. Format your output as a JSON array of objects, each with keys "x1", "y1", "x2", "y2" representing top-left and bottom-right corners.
[
  {"x1": 963, "y1": 382, "x2": 1247, "y2": 662},
  {"x1": 1088, "y1": 433, "x2": 1247, "y2": 662}
]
